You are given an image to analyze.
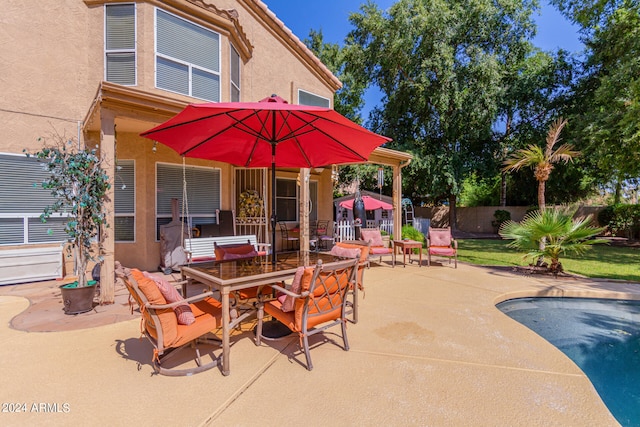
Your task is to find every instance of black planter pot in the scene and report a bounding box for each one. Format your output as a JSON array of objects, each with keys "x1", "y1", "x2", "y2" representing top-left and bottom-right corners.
[{"x1": 60, "y1": 281, "x2": 97, "y2": 315}]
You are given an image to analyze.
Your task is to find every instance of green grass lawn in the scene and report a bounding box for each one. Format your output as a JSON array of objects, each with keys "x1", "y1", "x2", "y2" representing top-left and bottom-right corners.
[{"x1": 457, "y1": 239, "x2": 640, "y2": 282}]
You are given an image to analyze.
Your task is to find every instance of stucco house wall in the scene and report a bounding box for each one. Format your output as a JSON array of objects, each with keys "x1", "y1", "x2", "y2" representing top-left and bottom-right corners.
[
  {"x1": 1, "y1": 0, "x2": 339, "y2": 273},
  {"x1": 1, "y1": 1, "x2": 412, "y2": 291}
]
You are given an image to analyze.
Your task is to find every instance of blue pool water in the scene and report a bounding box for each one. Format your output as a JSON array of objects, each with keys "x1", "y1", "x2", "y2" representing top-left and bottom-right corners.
[{"x1": 497, "y1": 297, "x2": 640, "y2": 427}]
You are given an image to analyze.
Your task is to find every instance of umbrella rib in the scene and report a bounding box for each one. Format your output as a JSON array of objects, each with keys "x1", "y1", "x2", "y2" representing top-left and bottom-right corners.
[
  {"x1": 289, "y1": 113, "x2": 373, "y2": 165},
  {"x1": 180, "y1": 110, "x2": 269, "y2": 157}
]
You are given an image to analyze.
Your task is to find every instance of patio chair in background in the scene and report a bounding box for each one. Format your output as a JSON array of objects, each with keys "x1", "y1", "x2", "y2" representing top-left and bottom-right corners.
[
  {"x1": 359, "y1": 227, "x2": 394, "y2": 266},
  {"x1": 278, "y1": 221, "x2": 299, "y2": 251},
  {"x1": 331, "y1": 240, "x2": 371, "y2": 324},
  {"x1": 115, "y1": 262, "x2": 223, "y2": 376},
  {"x1": 255, "y1": 258, "x2": 358, "y2": 370},
  {"x1": 315, "y1": 220, "x2": 334, "y2": 250},
  {"x1": 427, "y1": 227, "x2": 458, "y2": 268}
]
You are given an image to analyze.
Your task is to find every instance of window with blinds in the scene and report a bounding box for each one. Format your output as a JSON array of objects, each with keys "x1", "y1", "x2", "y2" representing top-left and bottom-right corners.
[
  {"x1": 114, "y1": 160, "x2": 135, "y2": 242},
  {"x1": 105, "y1": 3, "x2": 136, "y2": 86},
  {"x1": 276, "y1": 178, "x2": 318, "y2": 222},
  {"x1": 155, "y1": 9, "x2": 220, "y2": 101},
  {"x1": 230, "y1": 44, "x2": 240, "y2": 102},
  {"x1": 0, "y1": 154, "x2": 67, "y2": 245},
  {"x1": 156, "y1": 163, "x2": 221, "y2": 240},
  {"x1": 298, "y1": 89, "x2": 330, "y2": 108}
]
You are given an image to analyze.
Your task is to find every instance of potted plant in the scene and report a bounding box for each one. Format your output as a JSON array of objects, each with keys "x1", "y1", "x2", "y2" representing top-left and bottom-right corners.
[{"x1": 25, "y1": 134, "x2": 110, "y2": 314}]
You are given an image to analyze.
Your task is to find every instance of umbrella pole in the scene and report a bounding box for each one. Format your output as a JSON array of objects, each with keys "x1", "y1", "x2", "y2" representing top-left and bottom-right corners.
[{"x1": 270, "y1": 146, "x2": 277, "y2": 265}]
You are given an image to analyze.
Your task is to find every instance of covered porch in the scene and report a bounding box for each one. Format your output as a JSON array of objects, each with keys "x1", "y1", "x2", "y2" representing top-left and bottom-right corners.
[{"x1": 82, "y1": 82, "x2": 412, "y2": 301}]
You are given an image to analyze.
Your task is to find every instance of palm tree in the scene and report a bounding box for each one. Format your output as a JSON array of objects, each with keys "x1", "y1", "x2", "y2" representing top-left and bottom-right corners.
[
  {"x1": 499, "y1": 208, "x2": 606, "y2": 276},
  {"x1": 502, "y1": 118, "x2": 579, "y2": 211}
]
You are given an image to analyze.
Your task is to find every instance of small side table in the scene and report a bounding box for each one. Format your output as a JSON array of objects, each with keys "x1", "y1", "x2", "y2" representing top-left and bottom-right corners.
[{"x1": 393, "y1": 240, "x2": 423, "y2": 267}]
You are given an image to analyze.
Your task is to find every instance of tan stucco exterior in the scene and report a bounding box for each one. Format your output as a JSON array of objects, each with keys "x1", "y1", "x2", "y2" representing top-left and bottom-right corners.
[{"x1": 1, "y1": 0, "x2": 411, "y2": 294}]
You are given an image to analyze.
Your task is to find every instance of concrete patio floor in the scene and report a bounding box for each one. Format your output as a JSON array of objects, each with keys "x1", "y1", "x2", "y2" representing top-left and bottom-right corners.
[{"x1": 1, "y1": 259, "x2": 638, "y2": 426}]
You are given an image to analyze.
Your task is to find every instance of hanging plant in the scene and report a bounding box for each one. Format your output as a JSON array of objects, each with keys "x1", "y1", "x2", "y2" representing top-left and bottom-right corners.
[
  {"x1": 238, "y1": 190, "x2": 263, "y2": 218},
  {"x1": 24, "y1": 134, "x2": 110, "y2": 287}
]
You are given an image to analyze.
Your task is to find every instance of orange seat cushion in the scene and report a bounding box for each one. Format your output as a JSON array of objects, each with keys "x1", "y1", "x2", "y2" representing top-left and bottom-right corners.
[
  {"x1": 131, "y1": 269, "x2": 178, "y2": 348},
  {"x1": 173, "y1": 297, "x2": 222, "y2": 348},
  {"x1": 215, "y1": 243, "x2": 258, "y2": 260},
  {"x1": 335, "y1": 242, "x2": 370, "y2": 287}
]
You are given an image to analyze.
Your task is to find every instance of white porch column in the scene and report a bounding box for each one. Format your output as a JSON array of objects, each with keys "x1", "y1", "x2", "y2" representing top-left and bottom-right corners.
[
  {"x1": 99, "y1": 109, "x2": 116, "y2": 305},
  {"x1": 393, "y1": 165, "x2": 402, "y2": 240},
  {"x1": 299, "y1": 168, "x2": 311, "y2": 258}
]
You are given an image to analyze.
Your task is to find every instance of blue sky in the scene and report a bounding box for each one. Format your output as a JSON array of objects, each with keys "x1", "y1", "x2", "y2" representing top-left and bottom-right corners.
[
  {"x1": 263, "y1": 0, "x2": 583, "y2": 115},
  {"x1": 264, "y1": 1, "x2": 582, "y2": 51}
]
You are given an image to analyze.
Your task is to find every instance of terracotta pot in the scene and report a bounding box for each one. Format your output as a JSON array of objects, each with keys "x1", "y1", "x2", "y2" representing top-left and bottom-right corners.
[{"x1": 60, "y1": 281, "x2": 97, "y2": 315}]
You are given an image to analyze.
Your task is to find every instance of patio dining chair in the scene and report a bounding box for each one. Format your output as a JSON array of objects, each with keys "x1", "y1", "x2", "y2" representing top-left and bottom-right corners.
[
  {"x1": 255, "y1": 258, "x2": 358, "y2": 370},
  {"x1": 427, "y1": 227, "x2": 458, "y2": 268},
  {"x1": 330, "y1": 240, "x2": 371, "y2": 324},
  {"x1": 115, "y1": 262, "x2": 224, "y2": 376},
  {"x1": 278, "y1": 221, "x2": 300, "y2": 251},
  {"x1": 315, "y1": 220, "x2": 335, "y2": 250}
]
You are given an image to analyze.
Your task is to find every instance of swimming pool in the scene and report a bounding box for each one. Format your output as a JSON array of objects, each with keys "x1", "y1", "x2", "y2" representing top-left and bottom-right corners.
[{"x1": 497, "y1": 297, "x2": 640, "y2": 427}]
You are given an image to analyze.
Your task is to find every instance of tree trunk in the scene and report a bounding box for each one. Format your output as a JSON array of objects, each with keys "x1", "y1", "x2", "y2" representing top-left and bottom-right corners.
[
  {"x1": 500, "y1": 172, "x2": 507, "y2": 207},
  {"x1": 500, "y1": 115, "x2": 511, "y2": 207},
  {"x1": 537, "y1": 180, "x2": 546, "y2": 260},
  {"x1": 448, "y1": 194, "x2": 457, "y2": 232},
  {"x1": 614, "y1": 180, "x2": 622, "y2": 204},
  {"x1": 538, "y1": 180, "x2": 546, "y2": 211}
]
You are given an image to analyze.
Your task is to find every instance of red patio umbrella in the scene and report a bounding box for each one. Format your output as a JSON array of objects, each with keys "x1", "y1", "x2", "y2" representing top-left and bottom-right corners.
[
  {"x1": 339, "y1": 195, "x2": 393, "y2": 210},
  {"x1": 141, "y1": 95, "x2": 390, "y2": 264}
]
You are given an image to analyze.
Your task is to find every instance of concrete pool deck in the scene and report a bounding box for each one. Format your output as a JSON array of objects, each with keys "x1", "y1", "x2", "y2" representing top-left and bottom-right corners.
[{"x1": 1, "y1": 260, "x2": 638, "y2": 426}]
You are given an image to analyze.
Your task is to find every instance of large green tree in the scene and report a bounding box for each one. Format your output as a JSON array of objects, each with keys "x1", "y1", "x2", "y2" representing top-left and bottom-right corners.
[
  {"x1": 495, "y1": 48, "x2": 579, "y2": 206},
  {"x1": 304, "y1": 30, "x2": 392, "y2": 196},
  {"x1": 551, "y1": 0, "x2": 640, "y2": 202},
  {"x1": 348, "y1": 0, "x2": 538, "y2": 227}
]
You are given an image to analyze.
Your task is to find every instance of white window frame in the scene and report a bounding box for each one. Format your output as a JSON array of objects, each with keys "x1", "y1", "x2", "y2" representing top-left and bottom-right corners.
[
  {"x1": 230, "y1": 43, "x2": 241, "y2": 102},
  {"x1": 298, "y1": 89, "x2": 330, "y2": 107},
  {"x1": 155, "y1": 162, "x2": 222, "y2": 241},
  {"x1": 154, "y1": 8, "x2": 221, "y2": 101},
  {"x1": 114, "y1": 159, "x2": 136, "y2": 243},
  {"x1": 104, "y1": 3, "x2": 137, "y2": 86},
  {"x1": 276, "y1": 178, "x2": 318, "y2": 222}
]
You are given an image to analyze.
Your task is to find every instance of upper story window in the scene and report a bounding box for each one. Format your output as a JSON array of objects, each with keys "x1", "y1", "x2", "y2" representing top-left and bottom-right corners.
[
  {"x1": 105, "y1": 3, "x2": 136, "y2": 86},
  {"x1": 230, "y1": 44, "x2": 240, "y2": 102},
  {"x1": 155, "y1": 9, "x2": 220, "y2": 102},
  {"x1": 298, "y1": 89, "x2": 330, "y2": 108}
]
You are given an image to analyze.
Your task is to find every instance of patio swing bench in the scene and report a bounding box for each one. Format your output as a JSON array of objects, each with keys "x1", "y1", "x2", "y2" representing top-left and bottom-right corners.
[{"x1": 183, "y1": 235, "x2": 270, "y2": 264}]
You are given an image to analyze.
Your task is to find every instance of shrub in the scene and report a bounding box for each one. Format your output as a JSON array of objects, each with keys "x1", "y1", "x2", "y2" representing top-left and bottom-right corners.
[
  {"x1": 491, "y1": 209, "x2": 511, "y2": 231},
  {"x1": 499, "y1": 208, "x2": 606, "y2": 275},
  {"x1": 401, "y1": 225, "x2": 425, "y2": 254},
  {"x1": 598, "y1": 204, "x2": 640, "y2": 239}
]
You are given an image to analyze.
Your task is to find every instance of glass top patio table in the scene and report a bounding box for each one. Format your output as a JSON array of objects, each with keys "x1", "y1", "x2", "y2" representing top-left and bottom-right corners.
[
  {"x1": 183, "y1": 251, "x2": 336, "y2": 285},
  {"x1": 180, "y1": 251, "x2": 336, "y2": 376}
]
